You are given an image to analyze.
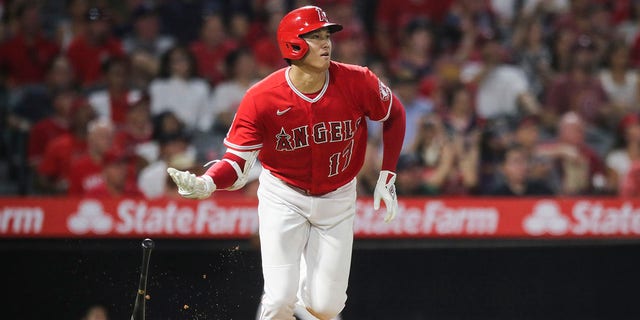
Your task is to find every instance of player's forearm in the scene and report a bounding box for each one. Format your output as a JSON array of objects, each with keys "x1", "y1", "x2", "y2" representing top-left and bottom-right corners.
[
  {"x1": 380, "y1": 95, "x2": 406, "y2": 172},
  {"x1": 203, "y1": 152, "x2": 246, "y2": 190}
]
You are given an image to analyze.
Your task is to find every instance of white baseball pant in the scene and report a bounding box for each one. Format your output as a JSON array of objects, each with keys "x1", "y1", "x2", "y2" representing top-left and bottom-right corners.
[{"x1": 256, "y1": 169, "x2": 356, "y2": 320}]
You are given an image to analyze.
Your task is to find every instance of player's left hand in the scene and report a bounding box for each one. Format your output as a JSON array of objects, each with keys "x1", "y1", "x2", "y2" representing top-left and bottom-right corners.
[{"x1": 373, "y1": 170, "x2": 398, "y2": 223}]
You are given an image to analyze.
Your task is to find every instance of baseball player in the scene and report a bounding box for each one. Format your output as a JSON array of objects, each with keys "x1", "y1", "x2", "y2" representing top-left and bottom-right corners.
[{"x1": 168, "y1": 5, "x2": 406, "y2": 320}]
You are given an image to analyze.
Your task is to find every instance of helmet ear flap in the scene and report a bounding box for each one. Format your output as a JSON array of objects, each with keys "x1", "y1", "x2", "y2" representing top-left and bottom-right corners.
[{"x1": 285, "y1": 37, "x2": 309, "y2": 60}]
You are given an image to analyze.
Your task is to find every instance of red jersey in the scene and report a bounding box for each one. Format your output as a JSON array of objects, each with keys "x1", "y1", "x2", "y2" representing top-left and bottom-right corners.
[
  {"x1": 189, "y1": 40, "x2": 237, "y2": 86},
  {"x1": 0, "y1": 32, "x2": 60, "y2": 86},
  {"x1": 38, "y1": 133, "x2": 87, "y2": 181},
  {"x1": 67, "y1": 154, "x2": 104, "y2": 195},
  {"x1": 66, "y1": 35, "x2": 124, "y2": 87},
  {"x1": 28, "y1": 118, "x2": 69, "y2": 165},
  {"x1": 252, "y1": 37, "x2": 288, "y2": 72},
  {"x1": 224, "y1": 61, "x2": 393, "y2": 195}
]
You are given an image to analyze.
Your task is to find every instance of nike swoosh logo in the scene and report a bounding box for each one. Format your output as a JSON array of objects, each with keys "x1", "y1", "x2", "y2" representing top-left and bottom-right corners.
[{"x1": 276, "y1": 107, "x2": 292, "y2": 116}]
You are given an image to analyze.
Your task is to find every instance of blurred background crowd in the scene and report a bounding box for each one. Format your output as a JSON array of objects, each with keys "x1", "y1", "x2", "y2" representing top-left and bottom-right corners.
[{"x1": 1, "y1": 0, "x2": 640, "y2": 199}]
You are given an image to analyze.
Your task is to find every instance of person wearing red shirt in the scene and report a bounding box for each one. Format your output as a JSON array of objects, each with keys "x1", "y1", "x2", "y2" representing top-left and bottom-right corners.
[
  {"x1": 374, "y1": 0, "x2": 453, "y2": 58},
  {"x1": 251, "y1": 10, "x2": 288, "y2": 77},
  {"x1": 66, "y1": 7, "x2": 124, "y2": 88},
  {"x1": 621, "y1": 161, "x2": 640, "y2": 197},
  {"x1": 36, "y1": 98, "x2": 95, "y2": 194},
  {"x1": 113, "y1": 98, "x2": 153, "y2": 156},
  {"x1": 0, "y1": 2, "x2": 59, "y2": 87},
  {"x1": 167, "y1": 6, "x2": 406, "y2": 320},
  {"x1": 189, "y1": 13, "x2": 238, "y2": 86},
  {"x1": 85, "y1": 148, "x2": 142, "y2": 198},
  {"x1": 67, "y1": 119, "x2": 115, "y2": 195},
  {"x1": 535, "y1": 111, "x2": 606, "y2": 195},
  {"x1": 88, "y1": 57, "x2": 141, "y2": 126},
  {"x1": 27, "y1": 88, "x2": 75, "y2": 168}
]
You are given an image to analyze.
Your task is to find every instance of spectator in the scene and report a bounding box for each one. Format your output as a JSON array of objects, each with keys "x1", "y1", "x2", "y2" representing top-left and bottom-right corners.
[
  {"x1": 544, "y1": 35, "x2": 614, "y2": 156},
  {"x1": 512, "y1": 115, "x2": 554, "y2": 183},
  {"x1": 544, "y1": 35, "x2": 609, "y2": 129},
  {"x1": 81, "y1": 304, "x2": 108, "y2": 320},
  {"x1": 462, "y1": 36, "x2": 540, "y2": 121},
  {"x1": 0, "y1": 1, "x2": 60, "y2": 88},
  {"x1": 9, "y1": 55, "x2": 76, "y2": 131},
  {"x1": 549, "y1": 27, "x2": 578, "y2": 73},
  {"x1": 332, "y1": 27, "x2": 367, "y2": 66},
  {"x1": 390, "y1": 18, "x2": 436, "y2": 80},
  {"x1": 488, "y1": 144, "x2": 554, "y2": 196},
  {"x1": 228, "y1": 10, "x2": 252, "y2": 46},
  {"x1": 478, "y1": 117, "x2": 515, "y2": 191},
  {"x1": 251, "y1": 9, "x2": 287, "y2": 77},
  {"x1": 189, "y1": 13, "x2": 238, "y2": 86},
  {"x1": 128, "y1": 49, "x2": 159, "y2": 90},
  {"x1": 442, "y1": 84, "x2": 477, "y2": 137},
  {"x1": 152, "y1": 111, "x2": 188, "y2": 144},
  {"x1": 395, "y1": 152, "x2": 434, "y2": 196},
  {"x1": 67, "y1": 118, "x2": 115, "y2": 195},
  {"x1": 620, "y1": 161, "x2": 640, "y2": 197},
  {"x1": 512, "y1": 17, "x2": 554, "y2": 100},
  {"x1": 87, "y1": 57, "x2": 141, "y2": 126},
  {"x1": 391, "y1": 74, "x2": 434, "y2": 152},
  {"x1": 423, "y1": 57, "x2": 462, "y2": 111},
  {"x1": 36, "y1": 97, "x2": 95, "y2": 194},
  {"x1": 599, "y1": 41, "x2": 639, "y2": 124},
  {"x1": 374, "y1": 0, "x2": 453, "y2": 58},
  {"x1": 535, "y1": 111, "x2": 606, "y2": 195},
  {"x1": 55, "y1": 0, "x2": 89, "y2": 51},
  {"x1": 617, "y1": 0, "x2": 640, "y2": 47},
  {"x1": 208, "y1": 47, "x2": 259, "y2": 136},
  {"x1": 27, "y1": 88, "x2": 75, "y2": 168},
  {"x1": 66, "y1": 7, "x2": 124, "y2": 88},
  {"x1": 441, "y1": 0, "x2": 500, "y2": 62},
  {"x1": 320, "y1": 0, "x2": 367, "y2": 65},
  {"x1": 605, "y1": 112, "x2": 640, "y2": 195},
  {"x1": 122, "y1": 4, "x2": 174, "y2": 59},
  {"x1": 6, "y1": 56, "x2": 76, "y2": 194},
  {"x1": 113, "y1": 97, "x2": 154, "y2": 163},
  {"x1": 138, "y1": 131, "x2": 195, "y2": 199},
  {"x1": 441, "y1": 85, "x2": 481, "y2": 194},
  {"x1": 408, "y1": 113, "x2": 456, "y2": 195},
  {"x1": 85, "y1": 147, "x2": 141, "y2": 197},
  {"x1": 149, "y1": 46, "x2": 210, "y2": 132}
]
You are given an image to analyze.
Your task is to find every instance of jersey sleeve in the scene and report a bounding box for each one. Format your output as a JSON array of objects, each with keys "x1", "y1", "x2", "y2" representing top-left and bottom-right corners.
[
  {"x1": 223, "y1": 91, "x2": 263, "y2": 151},
  {"x1": 359, "y1": 67, "x2": 394, "y2": 122}
]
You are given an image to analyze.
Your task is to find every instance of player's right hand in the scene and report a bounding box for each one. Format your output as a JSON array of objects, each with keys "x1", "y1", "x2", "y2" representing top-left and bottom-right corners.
[
  {"x1": 373, "y1": 170, "x2": 398, "y2": 223},
  {"x1": 167, "y1": 167, "x2": 216, "y2": 199}
]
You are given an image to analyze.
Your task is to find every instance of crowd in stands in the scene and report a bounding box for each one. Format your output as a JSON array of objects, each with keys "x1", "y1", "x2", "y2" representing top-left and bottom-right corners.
[{"x1": 2, "y1": 0, "x2": 640, "y2": 199}]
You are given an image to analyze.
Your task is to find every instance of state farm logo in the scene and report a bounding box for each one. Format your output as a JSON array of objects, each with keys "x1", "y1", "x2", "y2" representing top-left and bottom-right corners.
[
  {"x1": 523, "y1": 200, "x2": 640, "y2": 236},
  {"x1": 523, "y1": 201, "x2": 570, "y2": 235},
  {"x1": 67, "y1": 199, "x2": 258, "y2": 236},
  {"x1": 67, "y1": 200, "x2": 113, "y2": 234},
  {"x1": 355, "y1": 201, "x2": 499, "y2": 236}
]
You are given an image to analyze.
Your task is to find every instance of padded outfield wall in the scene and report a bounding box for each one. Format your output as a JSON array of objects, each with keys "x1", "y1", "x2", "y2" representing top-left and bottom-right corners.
[{"x1": 2, "y1": 197, "x2": 640, "y2": 319}]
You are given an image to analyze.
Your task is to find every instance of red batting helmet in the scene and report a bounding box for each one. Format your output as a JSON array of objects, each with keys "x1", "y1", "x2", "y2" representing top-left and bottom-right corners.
[{"x1": 277, "y1": 6, "x2": 343, "y2": 60}]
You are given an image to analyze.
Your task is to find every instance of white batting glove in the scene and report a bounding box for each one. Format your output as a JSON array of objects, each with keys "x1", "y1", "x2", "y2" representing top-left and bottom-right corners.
[
  {"x1": 373, "y1": 170, "x2": 398, "y2": 223},
  {"x1": 167, "y1": 167, "x2": 216, "y2": 199}
]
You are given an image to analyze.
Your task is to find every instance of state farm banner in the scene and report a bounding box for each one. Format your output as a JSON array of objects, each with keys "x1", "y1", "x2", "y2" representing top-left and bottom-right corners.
[{"x1": 2, "y1": 197, "x2": 640, "y2": 239}]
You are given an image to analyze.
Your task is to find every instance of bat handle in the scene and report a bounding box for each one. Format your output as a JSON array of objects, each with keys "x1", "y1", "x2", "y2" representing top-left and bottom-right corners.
[{"x1": 131, "y1": 238, "x2": 154, "y2": 320}]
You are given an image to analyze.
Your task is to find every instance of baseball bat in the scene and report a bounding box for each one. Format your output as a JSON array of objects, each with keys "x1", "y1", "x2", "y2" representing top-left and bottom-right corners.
[{"x1": 131, "y1": 238, "x2": 154, "y2": 320}]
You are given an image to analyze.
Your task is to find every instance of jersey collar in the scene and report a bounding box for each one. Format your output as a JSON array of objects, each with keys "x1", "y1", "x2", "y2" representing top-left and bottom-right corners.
[{"x1": 285, "y1": 67, "x2": 329, "y2": 103}]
